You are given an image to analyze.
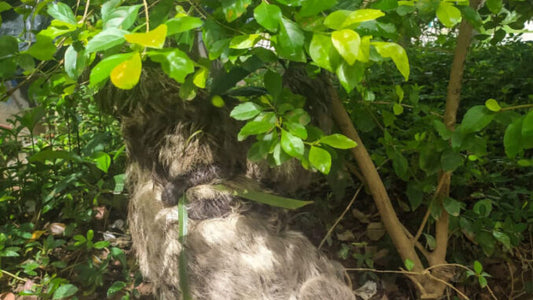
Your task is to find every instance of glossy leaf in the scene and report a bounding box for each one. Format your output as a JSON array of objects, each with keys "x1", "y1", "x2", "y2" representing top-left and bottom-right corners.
[
  {"x1": 309, "y1": 146, "x2": 332, "y2": 174},
  {"x1": 281, "y1": 129, "x2": 305, "y2": 158},
  {"x1": 343, "y1": 9, "x2": 385, "y2": 27},
  {"x1": 86, "y1": 28, "x2": 128, "y2": 53},
  {"x1": 92, "y1": 152, "x2": 111, "y2": 173},
  {"x1": 89, "y1": 53, "x2": 134, "y2": 87},
  {"x1": 372, "y1": 42, "x2": 409, "y2": 80},
  {"x1": 230, "y1": 102, "x2": 263, "y2": 120},
  {"x1": 356, "y1": 35, "x2": 371, "y2": 62},
  {"x1": 336, "y1": 61, "x2": 364, "y2": 92},
  {"x1": 238, "y1": 119, "x2": 276, "y2": 141},
  {"x1": 436, "y1": 2, "x2": 462, "y2": 28},
  {"x1": 125, "y1": 24, "x2": 167, "y2": 49},
  {"x1": 166, "y1": 16, "x2": 203, "y2": 35},
  {"x1": 285, "y1": 108, "x2": 311, "y2": 125},
  {"x1": 193, "y1": 67, "x2": 208, "y2": 88},
  {"x1": 284, "y1": 122, "x2": 308, "y2": 139},
  {"x1": 148, "y1": 49, "x2": 195, "y2": 83},
  {"x1": 103, "y1": 5, "x2": 142, "y2": 29},
  {"x1": 254, "y1": 2, "x2": 282, "y2": 32},
  {"x1": 47, "y1": 2, "x2": 76, "y2": 25},
  {"x1": 323, "y1": 10, "x2": 351, "y2": 30},
  {"x1": 331, "y1": 29, "x2": 360, "y2": 65},
  {"x1": 64, "y1": 45, "x2": 88, "y2": 80},
  {"x1": 110, "y1": 52, "x2": 142, "y2": 90},
  {"x1": 300, "y1": 0, "x2": 337, "y2": 17},
  {"x1": 319, "y1": 134, "x2": 357, "y2": 149},
  {"x1": 275, "y1": 18, "x2": 306, "y2": 62},
  {"x1": 309, "y1": 33, "x2": 335, "y2": 71},
  {"x1": 229, "y1": 34, "x2": 261, "y2": 49}
]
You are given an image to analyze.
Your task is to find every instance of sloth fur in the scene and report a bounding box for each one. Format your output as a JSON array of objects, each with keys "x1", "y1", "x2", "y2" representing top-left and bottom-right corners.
[{"x1": 101, "y1": 69, "x2": 355, "y2": 299}]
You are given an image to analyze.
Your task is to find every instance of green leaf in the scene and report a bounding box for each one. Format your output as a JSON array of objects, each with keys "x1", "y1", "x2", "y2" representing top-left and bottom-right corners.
[
  {"x1": 275, "y1": 18, "x2": 306, "y2": 62},
  {"x1": 114, "y1": 173, "x2": 126, "y2": 194},
  {"x1": 47, "y1": 2, "x2": 76, "y2": 25},
  {"x1": 107, "y1": 281, "x2": 127, "y2": 297},
  {"x1": 238, "y1": 119, "x2": 276, "y2": 141},
  {"x1": 254, "y1": 2, "x2": 282, "y2": 32},
  {"x1": 319, "y1": 134, "x2": 357, "y2": 149},
  {"x1": 357, "y1": 35, "x2": 371, "y2": 62},
  {"x1": 391, "y1": 150, "x2": 408, "y2": 179},
  {"x1": 323, "y1": 10, "x2": 351, "y2": 30},
  {"x1": 166, "y1": 16, "x2": 204, "y2": 35},
  {"x1": 64, "y1": 45, "x2": 88, "y2": 80},
  {"x1": 485, "y1": 98, "x2": 501, "y2": 112},
  {"x1": 486, "y1": 0, "x2": 502, "y2": 14},
  {"x1": 110, "y1": 52, "x2": 142, "y2": 90},
  {"x1": 92, "y1": 152, "x2": 111, "y2": 173},
  {"x1": 404, "y1": 259, "x2": 414, "y2": 271},
  {"x1": 229, "y1": 34, "x2": 261, "y2": 49},
  {"x1": 336, "y1": 61, "x2": 364, "y2": 92},
  {"x1": 264, "y1": 70, "x2": 282, "y2": 98},
  {"x1": 281, "y1": 129, "x2": 305, "y2": 158},
  {"x1": 285, "y1": 108, "x2": 311, "y2": 125},
  {"x1": 440, "y1": 149, "x2": 463, "y2": 171},
  {"x1": 0, "y1": 35, "x2": 18, "y2": 78},
  {"x1": 0, "y1": 35, "x2": 18, "y2": 56},
  {"x1": 148, "y1": 49, "x2": 195, "y2": 83},
  {"x1": 221, "y1": 0, "x2": 252, "y2": 22},
  {"x1": 460, "y1": 6, "x2": 482, "y2": 28},
  {"x1": 230, "y1": 102, "x2": 263, "y2": 120},
  {"x1": 461, "y1": 105, "x2": 495, "y2": 133},
  {"x1": 125, "y1": 24, "x2": 167, "y2": 49},
  {"x1": 393, "y1": 103, "x2": 404, "y2": 115},
  {"x1": 473, "y1": 260, "x2": 483, "y2": 274},
  {"x1": 29, "y1": 150, "x2": 82, "y2": 163},
  {"x1": 223, "y1": 186, "x2": 313, "y2": 209},
  {"x1": 247, "y1": 141, "x2": 270, "y2": 161},
  {"x1": 284, "y1": 122, "x2": 307, "y2": 139},
  {"x1": 26, "y1": 35, "x2": 56, "y2": 61},
  {"x1": 309, "y1": 33, "x2": 335, "y2": 71},
  {"x1": 372, "y1": 42, "x2": 409, "y2": 81},
  {"x1": 492, "y1": 231, "x2": 511, "y2": 250},
  {"x1": 89, "y1": 53, "x2": 134, "y2": 87},
  {"x1": 343, "y1": 9, "x2": 385, "y2": 27},
  {"x1": 101, "y1": 0, "x2": 121, "y2": 21},
  {"x1": 177, "y1": 195, "x2": 192, "y2": 299},
  {"x1": 503, "y1": 117, "x2": 522, "y2": 158},
  {"x1": 300, "y1": 0, "x2": 337, "y2": 17},
  {"x1": 331, "y1": 29, "x2": 360, "y2": 65},
  {"x1": 522, "y1": 110, "x2": 533, "y2": 137},
  {"x1": 85, "y1": 28, "x2": 128, "y2": 53},
  {"x1": 472, "y1": 199, "x2": 492, "y2": 217},
  {"x1": 52, "y1": 284, "x2": 78, "y2": 299},
  {"x1": 309, "y1": 146, "x2": 332, "y2": 174},
  {"x1": 478, "y1": 276, "x2": 488, "y2": 288},
  {"x1": 103, "y1": 5, "x2": 142, "y2": 29},
  {"x1": 443, "y1": 197, "x2": 462, "y2": 217},
  {"x1": 0, "y1": 2, "x2": 12, "y2": 13},
  {"x1": 193, "y1": 67, "x2": 208, "y2": 88},
  {"x1": 436, "y1": 2, "x2": 462, "y2": 28}
]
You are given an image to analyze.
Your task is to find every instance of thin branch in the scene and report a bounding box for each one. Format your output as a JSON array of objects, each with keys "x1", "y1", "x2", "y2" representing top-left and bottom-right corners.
[
  {"x1": 142, "y1": 0, "x2": 150, "y2": 32},
  {"x1": 412, "y1": 175, "x2": 448, "y2": 246},
  {"x1": 500, "y1": 104, "x2": 533, "y2": 111},
  {"x1": 318, "y1": 185, "x2": 363, "y2": 249}
]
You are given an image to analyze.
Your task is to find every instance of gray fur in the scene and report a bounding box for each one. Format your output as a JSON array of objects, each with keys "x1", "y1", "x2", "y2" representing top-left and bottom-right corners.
[{"x1": 105, "y1": 69, "x2": 354, "y2": 299}]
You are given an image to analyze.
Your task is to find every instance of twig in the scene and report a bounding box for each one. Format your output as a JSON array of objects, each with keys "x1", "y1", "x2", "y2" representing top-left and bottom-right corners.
[
  {"x1": 142, "y1": 0, "x2": 150, "y2": 32},
  {"x1": 412, "y1": 175, "x2": 448, "y2": 246},
  {"x1": 0, "y1": 269, "x2": 30, "y2": 283},
  {"x1": 318, "y1": 185, "x2": 363, "y2": 249},
  {"x1": 80, "y1": 0, "x2": 91, "y2": 24}
]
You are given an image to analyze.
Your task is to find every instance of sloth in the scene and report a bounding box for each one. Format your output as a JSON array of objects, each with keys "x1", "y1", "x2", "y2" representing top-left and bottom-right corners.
[{"x1": 99, "y1": 69, "x2": 355, "y2": 299}]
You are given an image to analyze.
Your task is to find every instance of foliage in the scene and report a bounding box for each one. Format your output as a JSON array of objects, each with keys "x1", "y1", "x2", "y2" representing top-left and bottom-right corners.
[{"x1": 0, "y1": 0, "x2": 532, "y2": 298}]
